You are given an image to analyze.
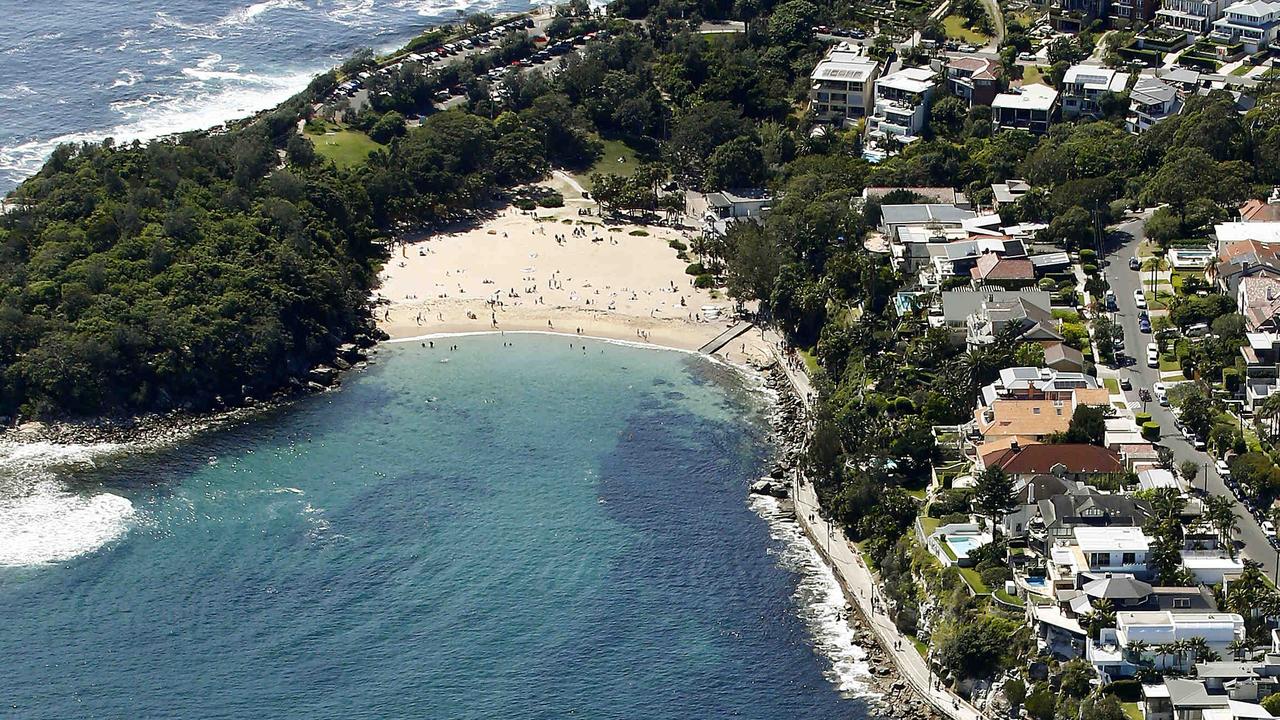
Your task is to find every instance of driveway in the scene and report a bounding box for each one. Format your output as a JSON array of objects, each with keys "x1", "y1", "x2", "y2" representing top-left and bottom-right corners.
[{"x1": 1104, "y1": 218, "x2": 1280, "y2": 580}]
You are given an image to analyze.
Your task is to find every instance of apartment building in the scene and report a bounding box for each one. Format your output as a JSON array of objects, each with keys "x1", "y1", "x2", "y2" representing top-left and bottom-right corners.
[
  {"x1": 809, "y1": 44, "x2": 881, "y2": 124},
  {"x1": 866, "y1": 66, "x2": 938, "y2": 143},
  {"x1": 1061, "y1": 64, "x2": 1129, "y2": 119}
]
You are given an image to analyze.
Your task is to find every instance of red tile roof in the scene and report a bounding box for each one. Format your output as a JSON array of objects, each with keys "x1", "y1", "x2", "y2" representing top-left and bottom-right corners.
[{"x1": 983, "y1": 443, "x2": 1124, "y2": 474}]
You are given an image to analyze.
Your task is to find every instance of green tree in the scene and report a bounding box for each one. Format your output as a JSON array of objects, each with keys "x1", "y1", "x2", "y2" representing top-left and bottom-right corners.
[{"x1": 973, "y1": 466, "x2": 1015, "y2": 535}]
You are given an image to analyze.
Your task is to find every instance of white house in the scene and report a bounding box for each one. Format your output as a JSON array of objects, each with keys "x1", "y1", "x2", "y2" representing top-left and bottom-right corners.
[
  {"x1": 809, "y1": 44, "x2": 881, "y2": 124},
  {"x1": 1061, "y1": 64, "x2": 1129, "y2": 119},
  {"x1": 1211, "y1": 0, "x2": 1280, "y2": 51},
  {"x1": 1117, "y1": 611, "x2": 1246, "y2": 664},
  {"x1": 1158, "y1": 0, "x2": 1230, "y2": 33},
  {"x1": 992, "y1": 84, "x2": 1059, "y2": 135},
  {"x1": 1073, "y1": 526, "x2": 1151, "y2": 578},
  {"x1": 866, "y1": 66, "x2": 938, "y2": 143},
  {"x1": 1127, "y1": 76, "x2": 1183, "y2": 134}
]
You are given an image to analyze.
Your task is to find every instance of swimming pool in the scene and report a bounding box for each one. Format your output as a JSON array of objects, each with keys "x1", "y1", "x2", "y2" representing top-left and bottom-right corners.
[{"x1": 947, "y1": 535, "x2": 984, "y2": 558}]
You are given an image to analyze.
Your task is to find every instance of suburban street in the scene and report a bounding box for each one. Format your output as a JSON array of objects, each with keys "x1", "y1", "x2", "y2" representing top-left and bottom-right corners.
[{"x1": 1103, "y1": 217, "x2": 1280, "y2": 581}]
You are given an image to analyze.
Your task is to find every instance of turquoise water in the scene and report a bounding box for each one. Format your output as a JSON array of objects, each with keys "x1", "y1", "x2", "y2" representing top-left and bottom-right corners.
[
  {"x1": 0, "y1": 334, "x2": 873, "y2": 719},
  {"x1": 947, "y1": 536, "x2": 983, "y2": 558}
]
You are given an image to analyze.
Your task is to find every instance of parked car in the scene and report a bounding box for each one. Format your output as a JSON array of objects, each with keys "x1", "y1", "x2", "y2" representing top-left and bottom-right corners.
[
  {"x1": 1264, "y1": 520, "x2": 1276, "y2": 538},
  {"x1": 958, "y1": 44, "x2": 977, "y2": 52},
  {"x1": 1139, "y1": 317, "x2": 1152, "y2": 333},
  {"x1": 1134, "y1": 289, "x2": 1148, "y2": 310},
  {"x1": 1120, "y1": 377, "x2": 1132, "y2": 390},
  {"x1": 1193, "y1": 436, "x2": 1207, "y2": 451},
  {"x1": 1216, "y1": 459, "x2": 1231, "y2": 477},
  {"x1": 1129, "y1": 256, "x2": 1141, "y2": 270},
  {"x1": 1018, "y1": 52, "x2": 1035, "y2": 61},
  {"x1": 1147, "y1": 343, "x2": 1159, "y2": 368},
  {"x1": 1153, "y1": 382, "x2": 1168, "y2": 406},
  {"x1": 1106, "y1": 290, "x2": 1118, "y2": 311}
]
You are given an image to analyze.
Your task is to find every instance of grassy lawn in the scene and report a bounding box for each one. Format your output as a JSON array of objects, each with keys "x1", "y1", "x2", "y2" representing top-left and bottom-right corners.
[
  {"x1": 920, "y1": 516, "x2": 941, "y2": 537},
  {"x1": 1231, "y1": 64, "x2": 1252, "y2": 76},
  {"x1": 1103, "y1": 377, "x2": 1120, "y2": 394},
  {"x1": 910, "y1": 635, "x2": 929, "y2": 657},
  {"x1": 906, "y1": 487, "x2": 927, "y2": 500},
  {"x1": 1021, "y1": 65, "x2": 1048, "y2": 87},
  {"x1": 1122, "y1": 702, "x2": 1143, "y2": 720},
  {"x1": 994, "y1": 588, "x2": 1025, "y2": 607},
  {"x1": 798, "y1": 347, "x2": 820, "y2": 375},
  {"x1": 1159, "y1": 355, "x2": 1182, "y2": 373},
  {"x1": 572, "y1": 137, "x2": 646, "y2": 191},
  {"x1": 942, "y1": 541, "x2": 958, "y2": 562},
  {"x1": 942, "y1": 14, "x2": 990, "y2": 43},
  {"x1": 959, "y1": 566, "x2": 990, "y2": 594},
  {"x1": 307, "y1": 127, "x2": 384, "y2": 169}
]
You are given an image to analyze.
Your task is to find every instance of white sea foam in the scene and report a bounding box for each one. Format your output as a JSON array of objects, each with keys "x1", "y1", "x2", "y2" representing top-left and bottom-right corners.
[
  {"x1": 0, "y1": 59, "x2": 320, "y2": 186},
  {"x1": 111, "y1": 70, "x2": 143, "y2": 88},
  {"x1": 220, "y1": 0, "x2": 305, "y2": 27},
  {"x1": 0, "y1": 442, "x2": 135, "y2": 567},
  {"x1": 750, "y1": 494, "x2": 876, "y2": 697}
]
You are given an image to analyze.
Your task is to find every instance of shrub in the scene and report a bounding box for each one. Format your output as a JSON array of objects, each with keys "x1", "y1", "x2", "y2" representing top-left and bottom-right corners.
[
  {"x1": 628, "y1": 229, "x2": 649, "y2": 236},
  {"x1": 1080, "y1": 249, "x2": 1097, "y2": 263},
  {"x1": 980, "y1": 566, "x2": 1012, "y2": 589},
  {"x1": 1141, "y1": 421, "x2": 1160, "y2": 440},
  {"x1": 513, "y1": 198, "x2": 537, "y2": 211},
  {"x1": 1262, "y1": 693, "x2": 1280, "y2": 717},
  {"x1": 686, "y1": 262, "x2": 707, "y2": 276},
  {"x1": 1224, "y1": 367, "x2": 1241, "y2": 392},
  {"x1": 694, "y1": 274, "x2": 716, "y2": 289},
  {"x1": 668, "y1": 239, "x2": 688, "y2": 251},
  {"x1": 1135, "y1": 412, "x2": 1152, "y2": 425},
  {"x1": 1083, "y1": 263, "x2": 1099, "y2": 276},
  {"x1": 536, "y1": 192, "x2": 564, "y2": 208},
  {"x1": 1102, "y1": 679, "x2": 1141, "y2": 702},
  {"x1": 929, "y1": 489, "x2": 973, "y2": 518}
]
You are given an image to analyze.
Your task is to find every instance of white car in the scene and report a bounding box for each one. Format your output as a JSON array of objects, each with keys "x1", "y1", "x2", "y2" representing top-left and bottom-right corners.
[
  {"x1": 1147, "y1": 342, "x2": 1159, "y2": 368},
  {"x1": 1265, "y1": 520, "x2": 1277, "y2": 538},
  {"x1": 1216, "y1": 459, "x2": 1231, "y2": 477},
  {"x1": 1018, "y1": 52, "x2": 1036, "y2": 61},
  {"x1": 1153, "y1": 382, "x2": 1168, "y2": 405},
  {"x1": 958, "y1": 44, "x2": 977, "y2": 52},
  {"x1": 1134, "y1": 289, "x2": 1148, "y2": 310}
]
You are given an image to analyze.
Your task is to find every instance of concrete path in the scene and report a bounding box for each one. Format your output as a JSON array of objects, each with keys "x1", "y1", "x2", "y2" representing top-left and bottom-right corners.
[{"x1": 770, "y1": 348, "x2": 983, "y2": 720}]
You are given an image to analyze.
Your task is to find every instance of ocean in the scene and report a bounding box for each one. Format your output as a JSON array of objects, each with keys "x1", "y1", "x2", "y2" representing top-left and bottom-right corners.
[
  {"x1": 0, "y1": 335, "x2": 875, "y2": 719},
  {"x1": 0, "y1": 0, "x2": 541, "y2": 194}
]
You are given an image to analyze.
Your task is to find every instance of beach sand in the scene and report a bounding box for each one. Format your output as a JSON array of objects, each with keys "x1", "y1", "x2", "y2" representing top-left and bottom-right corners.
[{"x1": 374, "y1": 178, "x2": 773, "y2": 367}]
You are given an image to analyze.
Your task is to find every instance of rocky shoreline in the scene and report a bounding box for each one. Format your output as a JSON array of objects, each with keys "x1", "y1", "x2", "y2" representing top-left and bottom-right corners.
[
  {"x1": 755, "y1": 364, "x2": 943, "y2": 720},
  {"x1": 0, "y1": 336, "x2": 382, "y2": 448}
]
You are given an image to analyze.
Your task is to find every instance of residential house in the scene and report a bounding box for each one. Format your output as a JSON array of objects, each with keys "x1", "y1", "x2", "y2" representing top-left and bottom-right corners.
[
  {"x1": 1030, "y1": 251, "x2": 1073, "y2": 276},
  {"x1": 1240, "y1": 190, "x2": 1280, "y2": 223},
  {"x1": 1056, "y1": 0, "x2": 1111, "y2": 30},
  {"x1": 992, "y1": 84, "x2": 1060, "y2": 135},
  {"x1": 1210, "y1": 0, "x2": 1280, "y2": 51},
  {"x1": 1061, "y1": 64, "x2": 1129, "y2": 119},
  {"x1": 972, "y1": 387, "x2": 1111, "y2": 443},
  {"x1": 981, "y1": 441, "x2": 1125, "y2": 482},
  {"x1": 1212, "y1": 239, "x2": 1280, "y2": 298},
  {"x1": 1237, "y1": 275, "x2": 1280, "y2": 331},
  {"x1": 1071, "y1": 526, "x2": 1152, "y2": 578},
  {"x1": 1044, "y1": 342, "x2": 1086, "y2": 372},
  {"x1": 992, "y1": 179, "x2": 1031, "y2": 210},
  {"x1": 936, "y1": 288, "x2": 1053, "y2": 341},
  {"x1": 929, "y1": 237, "x2": 1027, "y2": 284},
  {"x1": 1117, "y1": 613, "x2": 1246, "y2": 668},
  {"x1": 1242, "y1": 332, "x2": 1280, "y2": 408},
  {"x1": 1217, "y1": 221, "x2": 1280, "y2": 247},
  {"x1": 809, "y1": 44, "x2": 881, "y2": 124},
  {"x1": 879, "y1": 203, "x2": 976, "y2": 237},
  {"x1": 946, "y1": 56, "x2": 1001, "y2": 108},
  {"x1": 963, "y1": 293, "x2": 1064, "y2": 346},
  {"x1": 1112, "y1": 0, "x2": 1161, "y2": 20},
  {"x1": 1157, "y1": 0, "x2": 1230, "y2": 33},
  {"x1": 704, "y1": 189, "x2": 772, "y2": 220},
  {"x1": 979, "y1": 366, "x2": 1102, "y2": 405},
  {"x1": 1196, "y1": 656, "x2": 1280, "y2": 703},
  {"x1": 893, "y1": 225, "x2": 973, "y2": 273},
  {"x1": 1127, "y1": 76, "x2": 1184, "y2": 134},
  {"x1": 862, "y1": 186, "x2": 965, "y2": 205},
  {"x1": 969, "y1": 252, "x2": 1037, "y2": 288},
  {"x1": 866, "y1": 66, "x2": 938, "y2": 143}
]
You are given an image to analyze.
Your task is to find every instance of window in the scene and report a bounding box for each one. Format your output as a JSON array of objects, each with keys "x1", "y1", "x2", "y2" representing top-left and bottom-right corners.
[
  {"x1": 1090, "y1": 552, "x2": 1111, "y2": 566},
  {"x1": 1173, "y1": 597, "x2": 1190, "y2": 608},
  {"x1": 1122, "y1": 552, "x2": 1136, "y2": 565}
]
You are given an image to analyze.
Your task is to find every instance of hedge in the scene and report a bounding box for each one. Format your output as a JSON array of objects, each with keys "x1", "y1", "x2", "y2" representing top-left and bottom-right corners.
[
  {"x1": 1142, "y1": 421, "x2": 1161, "y2": 440},
  {"x1": 1135, "y1": 412, "x2": 1152, "y2": 426}
]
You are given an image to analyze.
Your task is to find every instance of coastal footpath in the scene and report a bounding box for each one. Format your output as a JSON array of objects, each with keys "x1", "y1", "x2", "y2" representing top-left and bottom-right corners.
[{"x1": 766, "y1": 355, "x2": 978, "y2": 720}]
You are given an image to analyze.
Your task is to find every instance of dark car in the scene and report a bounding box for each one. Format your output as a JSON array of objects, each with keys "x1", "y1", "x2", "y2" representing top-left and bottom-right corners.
[
  {"x1": 1129, "y1": 256, "x2": 1141, "y2": 270},
  {"x1": 1120, "y1": 377, "x2": 1132, "y2": 390},
  {"x1": 1139, "y1": 318, "x2": 1152, "y2": 333}
]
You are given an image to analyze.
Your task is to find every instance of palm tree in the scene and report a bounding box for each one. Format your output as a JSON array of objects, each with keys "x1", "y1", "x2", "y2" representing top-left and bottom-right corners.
[
  {"x1": 1227, "y1": 637, "x2": 1251, "y2": 661},
  {"x1": 1127, "y1": 639, "x2": 1150, "y2": 666},
  {"x1": 1155, "y1": 642, "x2": 1179, "y2": 670},
  {"x1": 1185, "y1": 636, "x2": 1211, "y2": 664},
  {"x1": 1202, "y1": 495, "x2": 1241, "y2": 559}
]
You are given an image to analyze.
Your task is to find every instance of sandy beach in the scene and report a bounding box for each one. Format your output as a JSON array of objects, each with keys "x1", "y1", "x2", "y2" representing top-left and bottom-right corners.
[{"x1": 374, "y1": 177, "x2": 772, "y2": 366}]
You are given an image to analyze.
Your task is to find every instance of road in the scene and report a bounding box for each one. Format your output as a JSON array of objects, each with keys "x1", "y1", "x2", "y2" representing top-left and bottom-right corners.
[{"x1": 1104, "y1": 217, "x2": 1280, "y2": 581}]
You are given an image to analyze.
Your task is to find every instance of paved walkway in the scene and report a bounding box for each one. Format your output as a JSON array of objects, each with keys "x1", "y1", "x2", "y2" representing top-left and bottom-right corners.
[{"x1": 769, "y1": 347, "x2": 984, "y2": 720}]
